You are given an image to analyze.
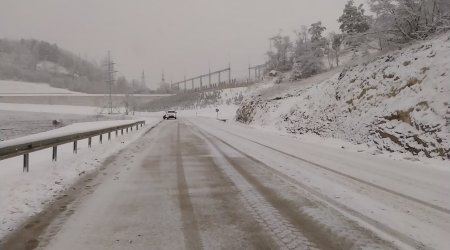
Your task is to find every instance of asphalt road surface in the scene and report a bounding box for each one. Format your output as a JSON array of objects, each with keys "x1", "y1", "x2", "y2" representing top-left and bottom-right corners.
[{"x1": 2, "y1": 118, "x2": 449, "y2": 250}]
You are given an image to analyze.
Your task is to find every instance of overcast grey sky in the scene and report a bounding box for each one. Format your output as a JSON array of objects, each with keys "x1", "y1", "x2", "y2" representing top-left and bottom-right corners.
[{"x1": 0, "y1": 0, "x2": 366, "y2": 89}]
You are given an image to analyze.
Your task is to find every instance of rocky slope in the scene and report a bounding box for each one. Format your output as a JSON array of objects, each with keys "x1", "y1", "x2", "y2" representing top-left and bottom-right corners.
[{"x1": 237, "y1": 32, "x2": 450, "y2": 160}]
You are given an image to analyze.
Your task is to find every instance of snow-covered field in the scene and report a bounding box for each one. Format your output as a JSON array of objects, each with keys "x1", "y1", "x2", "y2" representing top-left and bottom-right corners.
[
  {"x1": 237, "y1": 32, "x2": 450, "y2": 160},
  {"x1": 0, "y1": 80, "x2": 172, "y2": 97},
  {"x1": 0, "y1": 80, "x2": 82, "y2": 94},
  {"x1": 0, "y1": 103, "x2": 99, "y2": 115}
]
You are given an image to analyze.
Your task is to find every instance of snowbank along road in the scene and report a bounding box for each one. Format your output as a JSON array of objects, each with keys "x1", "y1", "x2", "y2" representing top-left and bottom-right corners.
[{"x1": 1, "y1": 117, "x2": 449, "y2": 250}]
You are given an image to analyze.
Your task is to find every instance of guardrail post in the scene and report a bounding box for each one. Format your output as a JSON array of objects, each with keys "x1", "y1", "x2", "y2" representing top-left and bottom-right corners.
[
  {"x1": 126, "y1": 128, "x2": 128, "y2": 133},
  {"x1": 52, "y1": 146, "x2": 57, "y2": 161},
  {"x1": 23, "y1": 154, "x2": 29, "y2": 172},
  {"x1": 88, "y1": 137, "x2": 92, "y2": 148},
  {"x1": 73, "y1": 140, "x2": 78, "y2": 153},
  {"x1": 108, "y1": 132, "x2": 111, "y2": 141},
  {"x1": 121, "y1": 129, "x2": 123, "y2": 135},
  {"x1": 136, "y1": 124, "x2": 138, "y2": 130},
  {"x1": 99, "y1": 134, "x2": 103, "y2": 144},
  {"x1": 115, "y1": 130, "x2": 118, "y2": 136},
  {"x1": 131, "y1": 126, "x2": 133, "y2": 132}
]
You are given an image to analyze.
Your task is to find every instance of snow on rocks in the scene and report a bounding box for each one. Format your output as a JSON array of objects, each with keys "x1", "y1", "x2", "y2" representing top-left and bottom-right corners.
[{"x1": 237, "y1": 32, "x2": 450, "y2": 160}]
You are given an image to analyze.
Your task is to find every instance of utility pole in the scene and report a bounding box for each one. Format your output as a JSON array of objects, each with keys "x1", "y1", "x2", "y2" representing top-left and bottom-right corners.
[{"x1": 105, "y1": 51, "x2": 117, "y2": 114}]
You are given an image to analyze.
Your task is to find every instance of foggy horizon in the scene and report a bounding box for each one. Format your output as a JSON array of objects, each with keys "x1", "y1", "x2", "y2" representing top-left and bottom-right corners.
[{"x1": 1, "y1": 0, "x2": 365, "y2": 89}]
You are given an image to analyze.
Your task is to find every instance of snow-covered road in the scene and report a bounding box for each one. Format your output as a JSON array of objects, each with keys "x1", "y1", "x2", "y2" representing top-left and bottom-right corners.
[
  {"x1": 1, "y1": 118, "x2": 449, "y2": 250},
  {"x1": 190, "y1": 117, "x2": 450, "y2": 249}
]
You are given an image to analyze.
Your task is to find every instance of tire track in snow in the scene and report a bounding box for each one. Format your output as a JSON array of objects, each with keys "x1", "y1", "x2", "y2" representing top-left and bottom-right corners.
[
  {"x1": 213, "y1": 125, "x2": 450, "y2": 216},
  {"x1": 176, "y1": 122, "x2": 203, "y2": 250},
  {"x1": 197, "y1": 124, "x2": 425, "y2": 250},
  {"x1": 192, "y1": 126, "x2": 319, "y2": 250}
]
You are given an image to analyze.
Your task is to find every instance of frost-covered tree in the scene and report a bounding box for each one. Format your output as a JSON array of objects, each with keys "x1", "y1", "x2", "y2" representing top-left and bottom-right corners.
[
  {"x1": 290, "y1": 26, "x2": 324, "y2": 80},
  {"x1": 323, "y1": 33, "x2": 344, "y2": 69},
  {"x1": 324, "y1": 37, "x2": 334, "y2": 69},
  {"x1": 308, "y1": 21, "x2": 328, "y2": 57},
  {"x1": 290, "y1": 53, "x2": 323, "y2": 80},
  {"x1": 338, "y1": 0, "x2": 371, "y2": 34},
  {"x1": 293, "y1": 27, "x2": 310, "y2": 58},
  {"x1": 308, "y1": 21, "x2": 327, "y2": 42},
  {"x1": 368, "y1": 0, "x2": 450, "y2": 41},
  {"x1": 266, "y1": 34, "x2": 293, "y2": 72},
  {"x1": 331, "y1": 33, "x2": 344, "y2": 66},
  {"x1": 299, "y1": 25, "x2": 309, "y2": 44}
]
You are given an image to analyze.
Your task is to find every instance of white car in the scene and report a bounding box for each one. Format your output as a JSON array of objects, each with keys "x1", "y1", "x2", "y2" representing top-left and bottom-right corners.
[{"x1": 163, "y1": 110, "x2": 177, "y2": 120}]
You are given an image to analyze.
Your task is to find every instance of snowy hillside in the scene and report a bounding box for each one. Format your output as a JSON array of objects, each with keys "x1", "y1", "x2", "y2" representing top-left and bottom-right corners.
[
  {"x1": 184, "y1": 87, "x2": 247, "y2": 108},
  {"x1": 237, "y1": 32, "x2": 450, "y2": 160},
  {"x1": 142, "y1": 87, "x2": 247, "y2": 111}
]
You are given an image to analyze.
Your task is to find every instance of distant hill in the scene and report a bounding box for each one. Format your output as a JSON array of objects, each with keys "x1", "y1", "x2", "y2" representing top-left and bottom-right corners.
[{"x1": 0, "y1": 39, "x2": 134, "y2": 94}]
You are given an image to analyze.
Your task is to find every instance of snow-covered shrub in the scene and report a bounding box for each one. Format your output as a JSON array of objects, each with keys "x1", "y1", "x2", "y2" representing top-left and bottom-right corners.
[{"x1": 290, "y1": 54, "x2": 324, "y2": 80}]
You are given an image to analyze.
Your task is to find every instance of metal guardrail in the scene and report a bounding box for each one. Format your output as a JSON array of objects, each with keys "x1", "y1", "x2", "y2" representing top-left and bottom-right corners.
[{"x1": 0, "y1": 120, "x2": 146, "y2": 172}]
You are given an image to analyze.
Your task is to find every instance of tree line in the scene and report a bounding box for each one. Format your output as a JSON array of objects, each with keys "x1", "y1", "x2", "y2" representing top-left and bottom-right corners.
[{"x1": 265, "y1": 0, "x2": 450, "y2": 81}]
